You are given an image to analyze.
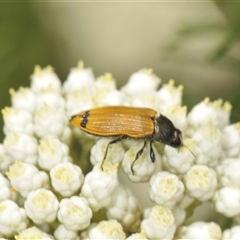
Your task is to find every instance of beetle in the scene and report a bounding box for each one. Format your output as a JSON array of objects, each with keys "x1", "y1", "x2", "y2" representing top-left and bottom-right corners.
[{"x1": 70, "y1": 106, "x2": 182, "y2": 174}]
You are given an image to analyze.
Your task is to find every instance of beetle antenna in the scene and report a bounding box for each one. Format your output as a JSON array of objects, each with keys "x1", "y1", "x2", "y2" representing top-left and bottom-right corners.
[{"x1": 181, "y1": 143, "x2": 196, "y2": 159}]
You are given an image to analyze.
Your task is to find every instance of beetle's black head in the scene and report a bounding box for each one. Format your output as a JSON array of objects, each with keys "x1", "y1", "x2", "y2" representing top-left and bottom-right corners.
[{"x1": 153, "y1": 114, "x2": 182, "y2": 148}]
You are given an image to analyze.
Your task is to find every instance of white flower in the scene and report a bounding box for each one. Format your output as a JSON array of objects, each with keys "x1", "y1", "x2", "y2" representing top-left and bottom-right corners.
[
  {"x1": 92, "y1": 73, "x2": 125, "y2": 107},
  {"x1": 15, "y1": 226, "x2": 54, "y2": 240},
  {"x1": 164, "y1": 104, "x2": 187, "y2": 132},
  {"x1": 50, "y1": 162, "x2": 84, "y2": 197},
  {"x1": 156, "y1": 79, "x2": 183, "y2": 114},
  {"x1": 54, "y1": 224, "x2": 80, "y2": 240},
  {"x1": 9, "y1": 87, "x2": 37, "y2": 114},
  {"x1": 0, "y1": 200, "x2": 28, "y2": 237},
  {"x1": 121, "y1": 68, "x2": 161, "y2": 94},
  {"x1": 222, "y1": 226, "x2": 240, "y2": 239},
  {"x1": 90, "y1": 138, "x2": 124, "y2": 166},
  {"x1": 222, "y1": 122, "x2": 240, "y2": 158},
  {"x1": 38, "y1": 138, "x2": 72, "y2": 171},
  {"x1": 141, "y1": 205, "x2": 176, "y2": 240},
  {"x1": 172, "y1": 206, "x2": 186, "y2": 227},
  {"x1": 58, "y1": 196, "x2": 92, "y2": 231},
  {"x1": 36, "y1": 88, "x2": 65, "y2": 110},
  {"x1": 63, "y1": 61, "x2": 95, "y2": 95},
  {"x1": 88, "y1": 219, "x2": 125, "y2": 240},
  {"x1": 106, "y1": 185, "x2": 141, "y2": 233},
  {"x1": 65, "y1": 88, "x2": 93, "y2": 117},
  {"x1": 34, "y1": 103, "x2": 71, "y2": 144},
  {"x1": 2, "y1": 107, "x2": 34, "y2": 135},
  {"x1": 93, "y1": 72, "x2": 116, "y2": 91},
  {"x1": 176, "y1": 221, "x2": 222, "y2": 239},
  {"x1": 216, "y1": 158, "x2": 240, "y2": 188},
  {"x1": 162, "y1": 138, "x2": 195, "y2": 175},
  {"x1": 192, "y1": 124, "x2": 222, "y2": 167},
  {"x1": 30, "y1": 65, "x2": 61, "y2": 93},
  {"x1": 24, "y1": 188, "x2": 59, "y2": 224},
  {"x1": 126, "y1": 230, "x2": 149, "y2": 240},
  {"x1": 81, "y1": 163, "x2": 119, "y2": 211},
  {"x1": 177, "y1": 194, "x2": 195, "y2": 209},
  {"x1": 0, "y1": 144, "x2": 14, "y2": 173},
  {"x1": 80, "y1": 223, "x2": 97, "y2": 240},
  {"x1": 3, "y1": 131, "x2": 38, "y2": 165},
  {"x1": 142, "y1": 207, "x2": 151, "y2": 219},
  {"x1": 184, "y1": 165, "x2": 217, "y2": 201},
  {"x1": 94, "y1": 89, "x2": 125, "y2": 107},
  {"x1": 149, "y1": 171, "x2": 184, "y2": 208},
  {"x1": 187, "y1": 97, "x2": 231, "y2": 135},
  {"x1": 6, "y1": 161, "x2": 49, "y2": 198},
  {"x1": 121, "y1": 143, "x2": 157, "y2": 182},
  {"x1": 213, "y1": 187, "x2": 240, "y2": 217},
  {"x1": 0, "y1": 173, "x2": 17, "y2": 201},
  {"x1": 2, "y1": 61, "x2": 240, "y2": 239},
  {"x1": 218, "y1": 100, "x2": 232, "y2": 128},
  {"x1": 130, "y1": 92, "x2": 161, "y2": 110}
]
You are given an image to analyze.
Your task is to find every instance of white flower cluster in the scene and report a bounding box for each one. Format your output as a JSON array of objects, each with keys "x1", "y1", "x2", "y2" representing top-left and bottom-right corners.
[{"x1": 0, "y1": 61, "x2": 239, "y2": 239}]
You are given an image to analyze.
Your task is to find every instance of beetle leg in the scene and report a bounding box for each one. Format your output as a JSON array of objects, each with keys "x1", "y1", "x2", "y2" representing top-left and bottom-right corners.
[
  {"x1": 149, "y1": 140, "x2": 155, "y2": 163},
  {"x1": 101, "y1": 136, "x2": 126, "y2": 170},
  {"x1": 131, "y1": 140, "x2": 148, "y2": 175}
]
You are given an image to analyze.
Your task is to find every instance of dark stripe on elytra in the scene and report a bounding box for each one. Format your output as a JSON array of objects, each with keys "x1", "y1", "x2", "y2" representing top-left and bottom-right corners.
[{"x1": 81, "y1": 111, "x2": 89, "y2": 128}]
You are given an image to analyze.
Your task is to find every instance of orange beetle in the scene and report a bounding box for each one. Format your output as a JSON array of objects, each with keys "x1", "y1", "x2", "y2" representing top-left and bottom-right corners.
[{"x1": 70, "y1": 106, "x2": 182, "y2": 174}]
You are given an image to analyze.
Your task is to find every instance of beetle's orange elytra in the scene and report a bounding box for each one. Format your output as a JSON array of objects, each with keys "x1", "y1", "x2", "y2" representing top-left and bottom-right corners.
[{"x1": 70, "y1": 106, "x2": 182, "y2": 174}]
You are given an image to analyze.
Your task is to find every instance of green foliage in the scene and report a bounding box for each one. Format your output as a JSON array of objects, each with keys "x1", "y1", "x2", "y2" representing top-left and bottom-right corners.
[
  {"x1": 0, "y1": 3, "x2": 59, "y2": 141},
  {"x1": 167, "y1": 1, "x2": 240, "y2": 123}
]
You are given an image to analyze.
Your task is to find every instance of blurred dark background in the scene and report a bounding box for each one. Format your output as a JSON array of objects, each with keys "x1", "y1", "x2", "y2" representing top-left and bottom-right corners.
[{"x1": 0, "y1": 1, "x2": 239, "y2": 142}]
